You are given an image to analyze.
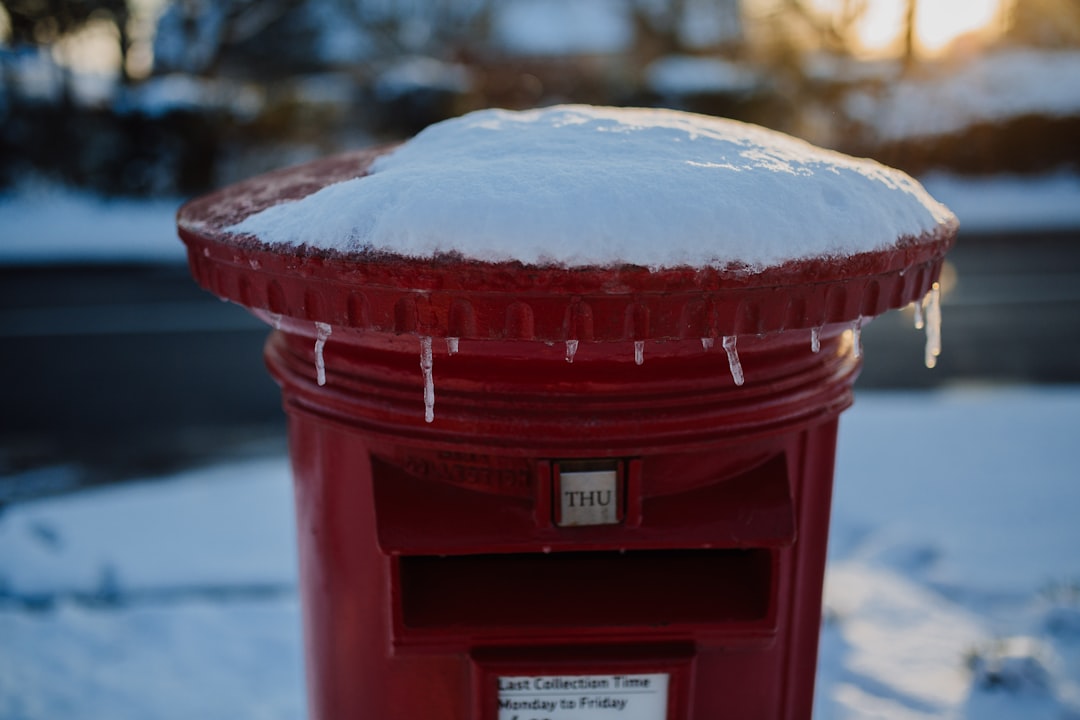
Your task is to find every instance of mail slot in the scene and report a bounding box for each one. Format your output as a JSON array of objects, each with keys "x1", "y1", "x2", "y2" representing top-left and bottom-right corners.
[
  {"x1": 177, "y1": 106, "x2": 956, "y2": 719},
  {"x1": 397, "y1": 548, "x2": 774, "y2": 631}
]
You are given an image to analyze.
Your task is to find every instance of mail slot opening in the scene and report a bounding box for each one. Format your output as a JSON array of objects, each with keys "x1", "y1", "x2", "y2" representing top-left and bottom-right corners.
[{"x1": 399, "y1": 548, "x2": 772, "y2": 630}]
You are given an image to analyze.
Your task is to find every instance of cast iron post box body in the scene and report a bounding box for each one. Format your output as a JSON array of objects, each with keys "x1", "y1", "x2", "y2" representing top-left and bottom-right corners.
[{"x1": 179, "y1": 147, "x2": 954, "y2": 720}]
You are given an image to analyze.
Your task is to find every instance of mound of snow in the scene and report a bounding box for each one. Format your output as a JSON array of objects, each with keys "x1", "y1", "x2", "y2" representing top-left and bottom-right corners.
[{"x1": 227, "y1": 105, "x2": 955, "y2": 271}]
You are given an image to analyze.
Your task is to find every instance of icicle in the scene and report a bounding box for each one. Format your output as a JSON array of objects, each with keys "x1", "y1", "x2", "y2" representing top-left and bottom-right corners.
[
  {"x1": 269, "y1": 312, "x2": 283, "y2": 330},
  {"x1": 420, "y1": 336, "x2": 435, "y2": 423},
  {"x1": 701, "y1": 337, "x2": 715, "y2": 351},
  {"x1": 851, "y1": 317, "x2": 863, "y2": 359},
  {"x1": 565, "y1": 339, "x2": 579, "y2": 364},
  {"x1": 446, "y1": 337, "x2": 459, "y2": 355},
  {"x1": 634, "y1": 340, "x2": 644, "y2": 365},
  {"x1": 924, "y1": 283, "x2": 942, "y2": 369},
  {"x1": 811, "y1": 326, "x2": 821, "y2": 353},
  {"x1": 314, "y1": 322, "x2": 332, "y2": 386},
  {"x1": 722, "y1": 335, "x2": 744, "y2": 386},
  {"x1": 913, "y1": 299, "x2": 926, "y2": 330}
]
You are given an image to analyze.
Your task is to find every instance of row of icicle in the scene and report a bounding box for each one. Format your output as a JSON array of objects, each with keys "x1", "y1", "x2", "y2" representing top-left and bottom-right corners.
[{"x1": 299, "y1": 283, "x2": 942, "y2": 423}]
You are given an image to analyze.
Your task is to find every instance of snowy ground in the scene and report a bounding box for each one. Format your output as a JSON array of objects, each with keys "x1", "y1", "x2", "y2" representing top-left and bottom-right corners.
[{"x1": 1, "y1": 387, "x2": 1078, "y2": 719}]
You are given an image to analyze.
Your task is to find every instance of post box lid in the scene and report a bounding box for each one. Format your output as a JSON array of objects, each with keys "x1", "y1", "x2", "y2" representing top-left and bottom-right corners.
[{"x1": 177, "y1": 106, "x2": 956, "y2": 342}]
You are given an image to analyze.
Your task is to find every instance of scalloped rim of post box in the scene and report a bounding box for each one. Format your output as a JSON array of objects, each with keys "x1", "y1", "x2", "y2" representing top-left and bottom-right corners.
[{"x1": 177, "y1": 147, "x2": 955, "y2": 343}]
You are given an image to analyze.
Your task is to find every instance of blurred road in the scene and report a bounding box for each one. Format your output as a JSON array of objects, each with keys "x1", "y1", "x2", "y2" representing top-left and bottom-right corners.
[
  {"x1": 0, "y1": 265, "x2": 284, "y2": 497},
  {"x1": 858, "y1": 228, "x2": 1080, "y2": 386},
  {"x1": 1, "y1": 228, "x2": 1078, "y2": 495}
]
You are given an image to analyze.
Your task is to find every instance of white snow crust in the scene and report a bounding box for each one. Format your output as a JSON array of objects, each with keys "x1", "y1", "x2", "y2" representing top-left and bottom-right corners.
[{"x1": 226, "y1": 105, "x2": 956, "y2": 271}]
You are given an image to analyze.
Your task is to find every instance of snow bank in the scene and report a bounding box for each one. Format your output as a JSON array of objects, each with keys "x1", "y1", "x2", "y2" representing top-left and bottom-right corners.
[
  {"x1": 115, "y1": 75, "x2": 263, "y2": 120},
  {"x1": 0, "y1": 459, "x2": 296, "y2": 598},
  {"x1": 491, "y1": 0, "x2": 632, "y2": 56},
  {"x1": 0, "y1": 186, "x2": 185, "y2": 265},
  {"x1": 374, "y1": 56, "x2": 472, "y2": 100},
  {"x1": 919, "y1": 172, "x2": 1080, "y2": 233},
  {"x1": 846, "y1": 48, "x2": 1080, "y2": 142},
  {"x1": 644, "y1": 55, "x2": 763, "y2": 96},
  {"x1": 832, "y1": 386, "x2": 1080, "y2": 593},
  {"x1": 823, "y1": 386, "x2": 1080, "y2": 718},
  {"x1": 227, "y1": 105, "x2": 955, "y2": 271},
  {"x1": 820, "y1": 562, "x2": 985, "y2": 711},
  {"x1": 0, "y1": 599, "x2": 305, "y2": 720}
]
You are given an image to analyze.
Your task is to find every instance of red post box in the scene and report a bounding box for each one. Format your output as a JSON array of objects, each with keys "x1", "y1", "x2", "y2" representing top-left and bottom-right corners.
[{"x1": 178, "y1": 108, "x2": 955, "y2": 720}]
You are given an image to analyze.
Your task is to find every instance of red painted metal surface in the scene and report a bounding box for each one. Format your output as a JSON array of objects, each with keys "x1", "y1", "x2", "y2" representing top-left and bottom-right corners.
[{"x1": 178, "y1": 147, "x2": 954, "y2": 720}]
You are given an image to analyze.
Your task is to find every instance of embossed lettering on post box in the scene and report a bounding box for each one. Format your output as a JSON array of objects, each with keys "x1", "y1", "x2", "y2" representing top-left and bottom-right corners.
[{"x1": 557, "y1": 468, "x2": 620, "y2": 527}]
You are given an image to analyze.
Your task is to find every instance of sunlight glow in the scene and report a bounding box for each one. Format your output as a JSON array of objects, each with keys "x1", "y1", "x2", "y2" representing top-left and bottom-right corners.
[
  {"x1": 52, "y1": 19, "x2": 123, "y2": 75},
  {"x1": 0, "y1": 6, "x2": 11, "y2": 44},
  {"x1": 917, "y1": 0, "x2": 1004, "y2": 53},
  {"x1": 809, "y1": 0, "x2": 1008, "y2": 58}
]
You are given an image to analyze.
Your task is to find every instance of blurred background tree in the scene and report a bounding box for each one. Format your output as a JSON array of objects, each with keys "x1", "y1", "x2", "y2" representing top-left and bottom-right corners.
[
  {"x1": 1005, "y1": 0, "x2": 1080, "y2": 47},
  {"x1": 1, "y1": 0, "x2": 1078, "y2": 197},
  {"x1": 3, "y1": 0, "x2": 132, "y2": 82}
]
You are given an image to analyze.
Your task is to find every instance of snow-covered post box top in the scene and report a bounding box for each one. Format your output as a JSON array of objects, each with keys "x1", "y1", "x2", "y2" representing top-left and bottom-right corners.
[
  {"x1": 222, "y1": 105, "x2": 955, "y2": 270},
  {"x1": 178, "y1": 105, "x2": 956, "y2": 424}
]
